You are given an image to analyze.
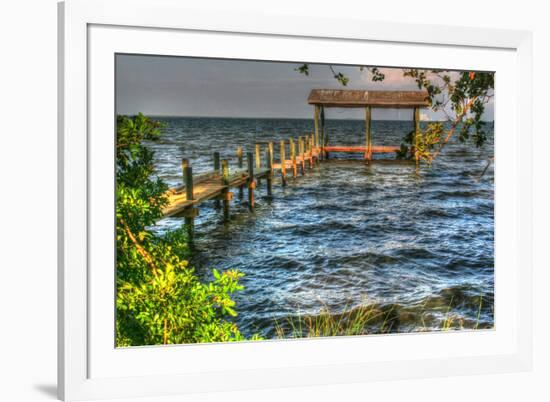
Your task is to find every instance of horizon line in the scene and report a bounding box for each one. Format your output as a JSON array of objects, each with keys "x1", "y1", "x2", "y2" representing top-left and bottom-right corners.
[{"x1": 122, "y1": 113, "x2": 494, "y2": 123}]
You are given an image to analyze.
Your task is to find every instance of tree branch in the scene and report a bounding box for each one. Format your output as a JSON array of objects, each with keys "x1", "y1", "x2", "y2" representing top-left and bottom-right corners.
[
  {"x1": 429, "y1": 96, "x2": 478, "y2": 161},
  {"x1": 120, "y1": 217, "x2": 159, "y2": 277}
]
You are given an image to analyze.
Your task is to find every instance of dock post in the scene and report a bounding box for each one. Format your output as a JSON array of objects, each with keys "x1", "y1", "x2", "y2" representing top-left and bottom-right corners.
[
  {"x1": 310, "y1": 134, "x2": 316, "y2": 166},
  {"x1": 181, "y1": 158, "x2": 189, "y2": 184},
  {"x1": 306, "y1": 136, "x2": 311, "y2": 168},
  {"x1": 268, "y1": 141, "x2": 274, "y2": 172},
  {"x1": 237, "y1": 146, "x2": 244, "y2": 199},
  {"x1": 280, "y1": 140, "x2": 287, "y2": 186},
  {"x1": 315, "y1": 134, "x2": 319, "y2": 163},
  {"x1": 289, "y1": 138, "x2": 297, "y2": 178},
  {"x1": 266, "y1": 145, "x2": 273, "y2": 196},
  {"x1": 221, "y1": 159, "x2": 230, "y2": 221},
  {"x1": 213, "y1": 152, "x2": 221, "y2": 208},
  {"x1": 182, "y1": 159, "x2": 195, "y2": 240},
  {"x1": 255, "y1": 144, "x2": 262, "y2": 185},
  {"x1": 321, "y1": 106, "x2": 327, "y2": 160},
  {"x1": 306, "y1": 136, "x2": 312, "y2": 169},
  {"x1": 298, "y1": 136, "x2": 305, "y2": 175},
  {"x1": 247, "y1": 152, "x2": 255, "y2": 210},
  {"x1": 303, "y1": 135, "x2": 310, "y2": 169},
  {"x1": 365, "y1": 106, "x2": 372, "y2": 162},
  {"x1": 413, "y1": 107, "x2": 420, "y2": 165},
  {"x1": 312, "y1": 134, "x2": 316, "y2": 165},
  {"x1": 314, "y1": 105, "x2": 320, "y2": 160}
]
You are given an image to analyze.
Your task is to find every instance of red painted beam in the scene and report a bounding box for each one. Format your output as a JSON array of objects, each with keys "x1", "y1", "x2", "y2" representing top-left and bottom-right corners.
[{"x1": 323, "y1": 145, "x2": 402, "y2": 153}]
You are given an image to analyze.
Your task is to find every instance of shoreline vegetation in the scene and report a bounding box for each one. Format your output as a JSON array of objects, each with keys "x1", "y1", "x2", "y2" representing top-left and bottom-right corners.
[
  {"x1": 116, "y1": 113, "x2": 492, "y2": 347},
  {"x1": 274, "y1": 296, "x2": 492, "y2": 340},
  {"x1": 116, "y1": 113, "x2": 262, "y2": 346}
]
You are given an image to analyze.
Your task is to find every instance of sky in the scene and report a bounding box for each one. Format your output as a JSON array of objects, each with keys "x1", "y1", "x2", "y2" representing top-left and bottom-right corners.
[{"x1": 116, "y1": 54, "x2": 494, "y2": 121}]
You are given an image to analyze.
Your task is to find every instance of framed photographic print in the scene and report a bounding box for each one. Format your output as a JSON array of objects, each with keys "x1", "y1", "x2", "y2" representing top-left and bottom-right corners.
[{"x1": 58, "y1": 0, "x2": 533, "y2": 400}]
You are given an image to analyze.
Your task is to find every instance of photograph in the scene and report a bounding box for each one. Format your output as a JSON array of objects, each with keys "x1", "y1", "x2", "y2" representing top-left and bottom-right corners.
[
  {"x1": 114, "y1": 55, "x2": 495, "y2": 347},
  {"x1": 2, "y1": 0, "x2": 545, "y2": 400}
]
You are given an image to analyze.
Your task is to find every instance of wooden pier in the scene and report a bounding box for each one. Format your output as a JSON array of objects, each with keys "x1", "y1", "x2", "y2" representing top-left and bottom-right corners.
[
  {"x1": 161, "y1": 89, "x2": 429, "y2": 236},
  {"x1": 161, "y1": 134, "x2": 322, "y2": 236}
]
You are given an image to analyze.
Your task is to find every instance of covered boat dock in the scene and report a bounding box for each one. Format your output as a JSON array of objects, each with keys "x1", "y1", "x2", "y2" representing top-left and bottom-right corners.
[{"x1": 307, "y1": 89, "x2": 430, "y2": 162}]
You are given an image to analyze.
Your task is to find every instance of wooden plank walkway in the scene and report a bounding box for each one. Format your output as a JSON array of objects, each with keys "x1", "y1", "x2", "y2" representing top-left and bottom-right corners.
[{"x1": 163, "y1": 169, "x2": 270, "y2": 217}]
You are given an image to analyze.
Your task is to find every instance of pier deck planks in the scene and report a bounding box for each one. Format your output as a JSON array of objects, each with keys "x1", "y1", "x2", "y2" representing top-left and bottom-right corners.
[{"x1": 162, "y1": 168, "x2": 271, "y2": 217}]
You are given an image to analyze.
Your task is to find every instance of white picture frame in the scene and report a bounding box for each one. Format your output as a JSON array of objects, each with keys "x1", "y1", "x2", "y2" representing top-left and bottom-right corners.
[{"x1": 58, "y1": 0, "x2": 533, "y2": 400}]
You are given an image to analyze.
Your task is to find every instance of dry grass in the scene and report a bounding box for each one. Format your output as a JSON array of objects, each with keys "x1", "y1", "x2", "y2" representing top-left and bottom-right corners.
[{"x1": 274, "y1": 295, "x2": 488, "y2": 339}]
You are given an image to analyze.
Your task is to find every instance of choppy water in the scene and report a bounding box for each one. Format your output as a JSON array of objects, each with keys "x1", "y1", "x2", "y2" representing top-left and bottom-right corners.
[{"x1": 149, "y1": 117, "x2": 494, "y2": 338}]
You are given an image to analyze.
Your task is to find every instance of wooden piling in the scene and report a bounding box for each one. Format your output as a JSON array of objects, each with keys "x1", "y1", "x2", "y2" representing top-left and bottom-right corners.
[
  {"x1": 298, "y1": 136, "x2": 305, "y2": 175},
  {"x1": 247, "y1": 152, "x2": 255, "y2": 209},
  {"x1": 221, "y1": 159, "x2": 230, "y2": 220},
  {"x1": 213, "y1": 152, "x2": 221, "y2": 208},
  {"x1": 306, "y1": 136, "x2": 312, "y2": 168},
  {"x1": 320, "y1": 106, "x2": 326, "y2": 159},
  {"x1": 315, "y1": 133, "x2": 319, "y2": 165},
  {"x1": 310, "y1": 134, "x2": 316, "y2": 165},
  {"x1": 184, "y1": 166, "x2": 193, "y2": 201},
  {"x1": 237, "y1": 146, "x2": 244, "y2": 199},
  {"x1": 312, "y1": 134, "x2": 316, "y2": 165},
  {"x1": 181, "y1": 158, "x2": 189, "y2": 181},
  {"x1": 255, "y1": 143, "x2": 262, "y2": 185},
  {"x1": 314, "y1": 105, "x2": 320, "y2": 158},
  {"x1": 413, "y1": 106, "x2": 420, "y2": 164},
  {"x1": 280, "y1": 140, "x2": 287, "y2": 186},
  {"x1": 365, "y1": 106, "x2": 372, "y2": 161},
  {"x1": 182, "y1": 159, "x2": 194, "y2": 239},
  {"x1": 266, "y1": 146, "x2": 273, "y2": 196},
  {"x1": 268, "y1": 142, "x2": 274, "y2": 171},
  {"x1": 305, "y1": 135, "x2": 311, "y2": 169},
  {"x1": 289, "y1": 138, "x2": 297, "y2": 178}
]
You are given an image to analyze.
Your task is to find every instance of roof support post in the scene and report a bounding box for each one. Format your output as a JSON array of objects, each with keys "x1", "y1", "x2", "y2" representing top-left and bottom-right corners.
[
  {"x1": 413, "y1": 107, "x2": 420, "y2": 165},
  {"x1": 365, "y1": 106, "x2": 372, "y2": 161},
  {"x1": 313, "y1": 105, "x2": 320, "y2": 160},
  {"x1": 320, "y1": 106, "x2": 326, "y2": 159}
]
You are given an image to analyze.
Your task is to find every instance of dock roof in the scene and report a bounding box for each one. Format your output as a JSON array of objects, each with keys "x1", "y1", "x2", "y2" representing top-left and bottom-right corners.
[{"x1": 307, "y1": 89, "x2": 430, "y2": 108}]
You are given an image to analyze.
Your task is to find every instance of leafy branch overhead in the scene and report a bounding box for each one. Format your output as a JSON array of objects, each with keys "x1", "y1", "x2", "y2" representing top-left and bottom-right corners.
[
  {"x1": 296, "y1": 64, "x2": 385, "y2": 87},
  {"x1": 294, "y1": 64, "x2": 310, "y2": 76},
  {"x1": 402, "y1": 69, "x2": 494, "y2": 162}
]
